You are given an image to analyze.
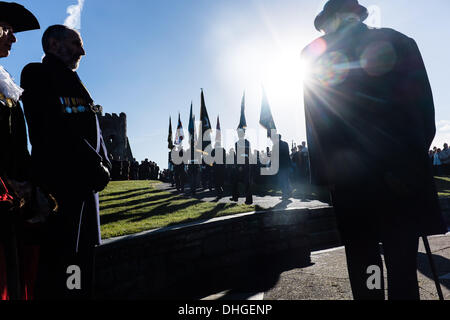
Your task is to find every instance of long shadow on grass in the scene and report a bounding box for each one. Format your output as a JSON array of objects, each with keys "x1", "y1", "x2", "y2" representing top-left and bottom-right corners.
[
  {"x1": 188, "y1": 182, "x2": 323, "y2": 203},
  {"x1": 165, "y1": 202, "x2": 231, "y2": 227},
  {"x1": 100, "y1": 198, "x2": 203, "y2": 225},
  {"x1": 100, "y1": 189, "x2": 163, "y2": 203},
  {"x1": 100, "y1": 192, "x2": 175, "y2": 211},
  {"x1": 101, "y1": 187, "x2": 151, "y2": 198},
  {"x1": 127, "y1": 199, "x2": 205, "y2": 223},
  {"x1": 435, "y1": 176, "x2": 450, "y2": 196}
]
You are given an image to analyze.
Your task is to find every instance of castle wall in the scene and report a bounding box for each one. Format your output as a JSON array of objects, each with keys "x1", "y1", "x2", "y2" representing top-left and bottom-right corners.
[{"x1": 99, "y1": 112, "x2": 133, "y2": 161}]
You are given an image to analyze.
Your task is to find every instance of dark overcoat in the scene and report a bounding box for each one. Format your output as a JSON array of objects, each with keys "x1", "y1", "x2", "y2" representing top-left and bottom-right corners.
[
  {"x1": 0, "y1": 75, "x2": 33, "y2": 300},
  {"x1": 302, "y1": 22, "x2": 446, "y2": 238},
  {"x1": 0, "y1": 94, "x2": 30, "y2": 182},
  {"x1": 20, "y1": 54, "x2": 110, "y2": 252},
  {"x1": 0, "y1": 87, "x2": 30, "y2": 234},
  {"x1": 0, "y1": 91, "x2": 30, "y2": 244}
]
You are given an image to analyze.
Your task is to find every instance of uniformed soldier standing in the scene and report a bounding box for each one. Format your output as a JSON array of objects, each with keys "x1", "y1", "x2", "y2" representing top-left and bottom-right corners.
[
  {"x1": 109, "y1": 154, "x2": 122, "y2": 181},
  {"x1": 211, "y1": 142, "x2": 226, "y2": 200},
  {"x1": 230, "y1": 128, "x2": 253, "y2": 205},
  {"x1": 174, "y1": 147, "x2": 185, "y2": 192},
  {"x1": 274, "y1": 134, "x2": 292, "y2": 199},
  {"x1": 121, "y1": 160, "x2": 130, "y2": 180},
  {"x1": 130, "y1": 158, "x2": 140, "y2": 180},
  {"x1": 21, "y1": 25, "x2": 111, "y2": 300},
  {"x1": 187, "y1": 146, "x2": 200, "y2": 196}
]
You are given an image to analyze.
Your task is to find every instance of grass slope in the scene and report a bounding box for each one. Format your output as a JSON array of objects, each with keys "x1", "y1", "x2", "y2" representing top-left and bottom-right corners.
[
  {"x1": 100, "y1": 177, "x2": 450, "y2": 239},
  {"x1": 435, "y1": 176, "x2": 450, "y2": 197},
  {"x1": 99, "y1": 181, "x2": 254, "y2": 239}
]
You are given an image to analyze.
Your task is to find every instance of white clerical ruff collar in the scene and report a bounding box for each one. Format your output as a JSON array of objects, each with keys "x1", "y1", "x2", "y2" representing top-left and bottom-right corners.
[{"x1": 0, "y1": 66, "x2": 23, "y2": 103}]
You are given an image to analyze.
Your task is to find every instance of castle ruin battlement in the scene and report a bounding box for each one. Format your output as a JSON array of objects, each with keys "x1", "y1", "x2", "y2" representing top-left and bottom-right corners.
[{"x1": 99, "y1": 112, "x2": 133, "y2": 161}]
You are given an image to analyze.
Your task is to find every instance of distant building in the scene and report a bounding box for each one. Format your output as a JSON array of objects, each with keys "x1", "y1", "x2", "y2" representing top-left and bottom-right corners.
[{"x1": 98, "y1": 112, "x2": 133, "y2": 161}]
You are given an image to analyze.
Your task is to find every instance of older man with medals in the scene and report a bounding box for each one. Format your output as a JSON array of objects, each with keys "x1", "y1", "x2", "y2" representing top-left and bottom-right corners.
[{"x1": 20, "y1": 25, "x2": 111, "y2": 299}]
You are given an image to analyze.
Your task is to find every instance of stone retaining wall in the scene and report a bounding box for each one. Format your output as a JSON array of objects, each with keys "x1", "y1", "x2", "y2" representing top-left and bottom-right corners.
[
  {"x1": 439, "y1": 197, "x2": 450, "y2": 225},
  {"x1": 93, "y1": 199, "x2": 449, "y2": 300},
  {"x1": 94, "y1": 207, "x2": 336, "y2": 299}
]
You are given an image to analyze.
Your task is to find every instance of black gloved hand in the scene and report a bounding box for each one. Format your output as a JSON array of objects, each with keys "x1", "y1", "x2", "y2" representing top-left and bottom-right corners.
[{"x1": 92, "y1": 162, "x2": 111, "y2": 193}]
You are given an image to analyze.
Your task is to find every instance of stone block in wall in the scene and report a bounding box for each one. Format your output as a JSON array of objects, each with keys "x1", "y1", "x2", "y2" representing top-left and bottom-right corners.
[
  {"x1": 308, "y1": 230, "x2": 342, "y2": 251},
  {"x1": 168, "y1": 247, "x2": 202, "y2": 263},
  {"x1": 263, "y1": 214, "x2": 291, "y2": 227},
  {"x1": 203, "y1": 234, "x2": 229, "y2": 256},
  {"x1": 94, "y1": 206, "x2": 318, "y2": 299},
  {"x1": 227, "y1": 234, "x2": 257, "y2": 250},
  {"x1": 439, "y1": 198, "x2": 450, "y2": 224},
  {"x1": 262, "y1": 228, "x2": 281, "y2": 243},
  {"x1": 263, "y1": 242, "x2": 290, "y2": 255},
  {"x1": 184, "y1": 229, "x2": 209, "y2": 241},
  {"x1": 306, "y1": 217, "x2": 338, "y2": 234},
  {"x1": 289, "y1": 235, "x2": 311, "y2": 250}
]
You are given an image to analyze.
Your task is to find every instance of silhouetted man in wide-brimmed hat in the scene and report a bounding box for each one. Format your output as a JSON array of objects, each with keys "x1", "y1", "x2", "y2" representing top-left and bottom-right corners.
[{"x1": 302, "y1": 0, "x2": 447, "y2": 300}]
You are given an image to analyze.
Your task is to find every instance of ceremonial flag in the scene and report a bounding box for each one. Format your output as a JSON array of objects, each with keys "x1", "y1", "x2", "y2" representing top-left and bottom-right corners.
[
  {"x1": 259, "y1": 87, "x2": 277, "y2": 137},
  {"x1": 200, "y1": 89, "x2": 212, "y2": 149},
  {"x1": 174, "y1": 113, "x2": 184, "y2": 145},
  {"x1": 188, "y1": 102, "x2": 195, "y2": 142},
  {"x1": 215, "y1": 115, "x2": 222, "y2": 145},
  {"x1": 238, "y1": 91, "x2": 247, "y2": 130},
  {"x1": 168, "y1": 116, "x2": 174, "y2": 150}
]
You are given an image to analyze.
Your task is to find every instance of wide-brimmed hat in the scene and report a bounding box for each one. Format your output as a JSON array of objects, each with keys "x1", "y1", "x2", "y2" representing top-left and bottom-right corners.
[
  {"x1": 314, "y1": 0, "x2": 368, "y2": 32},
  {"x1": 0, "y1": 2, "x2": 39, "y2": 33}
]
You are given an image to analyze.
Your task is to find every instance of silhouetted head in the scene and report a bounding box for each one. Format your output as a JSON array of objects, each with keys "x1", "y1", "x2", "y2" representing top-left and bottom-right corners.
[
  {"x1": 0, "y1": 2, "x2": 40, "y2": 58},
  {"x1": 0, "y1": 21, "x2": 15, "y2": 57},
  {"x1": 277, "y1": 134, "x2": 282, "y2": 142},
  {"x1": 314, "y1": 0, "x2": 368, "y2": 34},
  {"x1": 42, "y1": 25, "x2": 85, "y2": 70}
]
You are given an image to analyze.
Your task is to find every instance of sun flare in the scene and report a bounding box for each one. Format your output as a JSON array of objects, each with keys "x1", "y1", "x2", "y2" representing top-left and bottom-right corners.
[{"x1": 226, "y1": 41, "x2": 310, "y2": 112}]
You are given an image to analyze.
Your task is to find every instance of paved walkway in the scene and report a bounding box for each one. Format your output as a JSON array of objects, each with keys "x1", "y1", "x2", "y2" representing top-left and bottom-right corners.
[
  {"x1": 160, "y1": 182, "x2": 450, "y2": 300},
  {"x1": 264, "y1": 233, "x2": 450, "y2": 300},
  {"x1": 158, "y1": 182, "x2": 330, "y2": 211},
  {"x1": 201, "y1": 233, "x2": 450, "y2": 301}
]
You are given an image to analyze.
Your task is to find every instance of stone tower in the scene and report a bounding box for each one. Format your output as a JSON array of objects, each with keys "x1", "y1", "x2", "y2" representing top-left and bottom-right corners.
[{"x1": 98, "y1": 112, "x2": 133, "y2": 161}]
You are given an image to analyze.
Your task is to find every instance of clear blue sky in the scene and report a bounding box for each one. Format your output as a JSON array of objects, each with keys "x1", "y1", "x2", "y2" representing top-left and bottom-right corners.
[{"x1": 3, "y1": 0, "x2": 450, "y2": 169}]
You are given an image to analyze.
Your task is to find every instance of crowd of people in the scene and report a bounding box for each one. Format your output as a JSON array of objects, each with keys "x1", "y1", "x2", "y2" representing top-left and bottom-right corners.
[
  {"x1": 430, "y1": 143, "x2": 450, "y2": 176},
  {"x1": 109, "y1": 156, "x2": 160, "y2": 181},
  {"x1": 164, "y1": 135, "x2": 311, "y2": 203}
]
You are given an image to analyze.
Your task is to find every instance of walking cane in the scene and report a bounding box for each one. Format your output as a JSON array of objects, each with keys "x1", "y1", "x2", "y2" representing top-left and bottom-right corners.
[{"x1": 422, "y1": 236, "x2": 444, "y2": 301}]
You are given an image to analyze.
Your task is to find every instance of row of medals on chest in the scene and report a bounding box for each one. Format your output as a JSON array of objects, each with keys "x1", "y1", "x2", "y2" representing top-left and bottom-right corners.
[
  {"x1": 60, "y1": 97, "x2": 101, "y2": 114},
  {"x1": 0, "y1": 92, "x2": 100, "y2": 116}
]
